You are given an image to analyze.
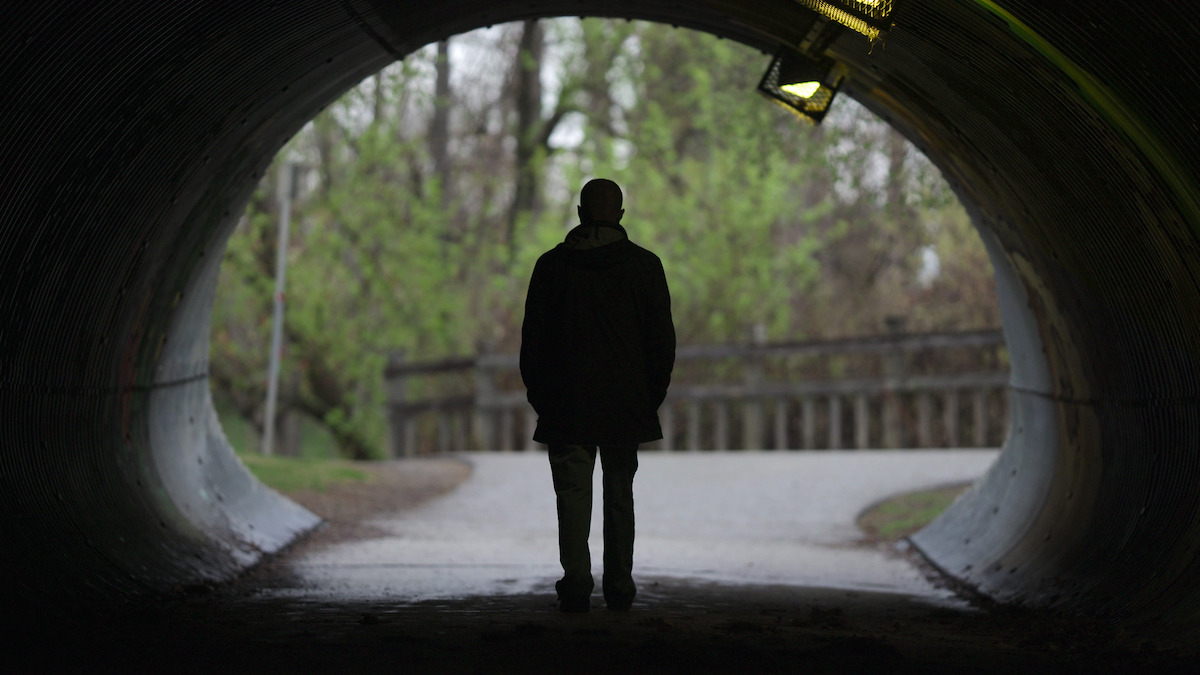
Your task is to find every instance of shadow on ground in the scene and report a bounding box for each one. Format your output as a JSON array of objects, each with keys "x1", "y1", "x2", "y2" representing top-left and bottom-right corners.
[
  {"x1": 6, "y1": 456, "x2": 1197, "y2": 673},
  {"x1": 8, "y1": 573, "x2": 1197, "y2": 674}
]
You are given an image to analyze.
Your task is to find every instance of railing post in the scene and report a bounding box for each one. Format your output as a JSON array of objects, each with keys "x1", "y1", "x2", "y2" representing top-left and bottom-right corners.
[
  {"x1": 405, "y1": 416, "x2": 418, "y2": 456},
  {"x1": 802, "y1": 397, "x2": 816, "y2": 450},
  {"x1": 661, "y1": 402, "x2": 675, "y2": 451},
  {"x1": 473, "y1": 340, "x2": 496, "y2": 450},
  {"x1": 999, "y1": 387, "x2": 1009, "y2": 444},
  {"x1": 973, "y1": 388, "x2": 987, "y2": 447},
  {"x1": 773, "y1": 398, "x2": 787, "y2": 450},
  {"x1": 917, "y1": 391, "x2": 932, "y2": 448},
  {"x1": 742, "y1": 323, "x2": 767, "y2": 450},
  {"x1": 454, "y1": 409, "x2": 468, "y2": 452},
  {"x1": 944, "y1": 389, "x2": 959, "y2": 447},
  {"x1": 855, "y1": 392, "x2": 869, "y2": 449},
  {"x1": 828, "y1": 396, "x2": 842, "y2": 449},
  {"x1": 882, "y1": 316, "x2": 906, "y2": 448},
  {"x1": 437, "y1": 406, "x2": 451, "y2": 454},
  {"x1": 386, "y1": 350, "x2": 410, "y2": 458},
  {"x1": 499, "y1": 408, "x2": 514, "y2": 451},
  {"x1": 714, "y1": 401, "x2": 729, "y2": 451},
  {"x1": 687, "y1": 400, "x2": 701, "y2": 451}
]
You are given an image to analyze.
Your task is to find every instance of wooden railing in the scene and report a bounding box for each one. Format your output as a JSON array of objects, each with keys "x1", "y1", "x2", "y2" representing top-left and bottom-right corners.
[{"x1": 384, "y1": 329, "x2": 1009, "y2": 456}]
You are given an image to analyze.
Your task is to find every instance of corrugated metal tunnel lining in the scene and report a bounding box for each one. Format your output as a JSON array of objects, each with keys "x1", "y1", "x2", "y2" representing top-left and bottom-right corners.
[{"x1": 1, "y1": 0, "x2": 1198, "y2": 635}]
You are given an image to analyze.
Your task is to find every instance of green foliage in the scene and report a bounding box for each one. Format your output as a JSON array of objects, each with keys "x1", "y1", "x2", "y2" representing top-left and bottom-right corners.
[
  {"x1": 210, "y1": 18, "x2": 999, "y2": 459},
  {"x1": 549, "y1": 24, "x2": 836, "y2": 344},
  {"x1": 215, "y1": 403, "x2": 339, "y2": 459},
  {"x1": 237, "y1": 453, "x2": 370, "y2": 493},
  {"x1": 857, "y1": 483, "x2": 971, "y2": 540},
  {"x1": 214, "y1": 403, "x2": 257, "y2": 455}
]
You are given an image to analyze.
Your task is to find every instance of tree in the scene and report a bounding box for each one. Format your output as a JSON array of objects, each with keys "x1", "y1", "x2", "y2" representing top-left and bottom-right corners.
[{"x1": 210, "y1": 18, "x2": 999, "y2": 459}]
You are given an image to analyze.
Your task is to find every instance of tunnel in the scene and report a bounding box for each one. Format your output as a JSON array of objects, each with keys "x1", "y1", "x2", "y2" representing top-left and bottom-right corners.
[{"x1": 2, "y1": 0, "x2": 1199, "y2": 641}]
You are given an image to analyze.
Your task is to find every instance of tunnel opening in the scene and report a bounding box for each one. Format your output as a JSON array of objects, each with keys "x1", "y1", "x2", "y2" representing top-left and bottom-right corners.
[
  {"x1": 204, "y1": 17, "x2": 1009, "y2": 610},
  {"x1": 3, "y1": 0, "x2": 1200, "y2": 647},
  {"x1": 211, "y1": 17, "x2": 1007, "y2": 462}
]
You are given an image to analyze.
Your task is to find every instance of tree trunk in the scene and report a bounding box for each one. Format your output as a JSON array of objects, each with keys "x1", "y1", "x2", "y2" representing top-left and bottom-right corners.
[
  {"x1": 372, "y1": 71, "x2": 385, "y2": 126},
  {"x1": 886, "y1": 128, "x2": 915, "y2": 232},
  {"x1": 430, "y1": 40, "x2": 453, "y2": 208},
  {"x1": 506, "y1": 20, "x2": 544, "y2": 258}
]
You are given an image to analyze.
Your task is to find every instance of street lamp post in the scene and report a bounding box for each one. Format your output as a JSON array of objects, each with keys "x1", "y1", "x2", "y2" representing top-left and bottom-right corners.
[{"x1": 261, "y1": 162, "x2": 299, "y2": 456}]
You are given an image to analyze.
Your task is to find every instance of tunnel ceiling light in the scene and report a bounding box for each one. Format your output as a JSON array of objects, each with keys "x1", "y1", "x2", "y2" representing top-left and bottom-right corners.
[
  {"x1": 781, "y1": 81, "x2": 822, "y2": 98},
  {"x1": 794, "y1": 0, "x2": 894, "y2": 43},
  {"x1": 758, "y1": 47, "x2": 844, "y2": 125}
]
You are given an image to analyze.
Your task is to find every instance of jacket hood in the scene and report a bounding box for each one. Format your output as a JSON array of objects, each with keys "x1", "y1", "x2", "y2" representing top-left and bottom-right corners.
[{"x1": 558, "y1": 222, "x2": 636, "y2": 269}]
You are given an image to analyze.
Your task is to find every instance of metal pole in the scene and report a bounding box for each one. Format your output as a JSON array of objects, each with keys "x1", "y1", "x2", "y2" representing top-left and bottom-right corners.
[{"x1": 261, "y1": 162, "x2": 297, "y2": 456}]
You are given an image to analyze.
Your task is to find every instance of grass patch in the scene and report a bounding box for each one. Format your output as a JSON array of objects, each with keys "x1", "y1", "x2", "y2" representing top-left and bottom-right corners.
[
  {"x1": 215, "y1": 401, "x2": 339, "y2": 459},
  {"x1": 238, "y1": 453, "x2": 372, "y2": 494},
  {"x1": 857, "y1": 483, "x2": 971, "y2": 542}
]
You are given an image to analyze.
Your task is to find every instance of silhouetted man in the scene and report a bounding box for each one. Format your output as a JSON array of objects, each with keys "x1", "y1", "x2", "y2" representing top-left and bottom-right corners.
[{"x1": 520, "y1": 178, "x2": 676, "y2": 612}]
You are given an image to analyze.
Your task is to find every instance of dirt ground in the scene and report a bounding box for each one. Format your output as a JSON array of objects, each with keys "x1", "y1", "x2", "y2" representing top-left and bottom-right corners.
[
  {"x1": 8, "y1": 457, "x2": 1199, "y2": 674},
  {"x1": 280, "y1": 456, "x2": 473, "y2": 547}
]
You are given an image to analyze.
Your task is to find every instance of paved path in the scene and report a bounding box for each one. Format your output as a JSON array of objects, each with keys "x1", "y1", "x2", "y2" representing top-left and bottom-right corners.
[{"x1": 281, "y1": 450, "x2": 998, "y2": 605}]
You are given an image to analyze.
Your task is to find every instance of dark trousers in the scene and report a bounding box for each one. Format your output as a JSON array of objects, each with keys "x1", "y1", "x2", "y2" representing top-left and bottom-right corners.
[{"x1": 548, "y1": 443, "x2": 638, "y2": 606}]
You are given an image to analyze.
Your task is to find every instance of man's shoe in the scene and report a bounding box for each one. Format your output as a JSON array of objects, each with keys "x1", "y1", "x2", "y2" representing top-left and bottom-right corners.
[{"x1": 559, "y1": 596, "x2": 590, "y2": 613}]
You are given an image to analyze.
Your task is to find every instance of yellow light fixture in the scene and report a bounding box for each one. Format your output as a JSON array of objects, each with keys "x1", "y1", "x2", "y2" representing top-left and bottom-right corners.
[
  {"x1": 758, "y1": 47, "x2": 843, "y2": 125},
  {"x1": 781, "y1": 81, "x2": 822, "y2": 99},
  {"x1": 793, "y1": 0, "x2": 895, "y2": 43}
]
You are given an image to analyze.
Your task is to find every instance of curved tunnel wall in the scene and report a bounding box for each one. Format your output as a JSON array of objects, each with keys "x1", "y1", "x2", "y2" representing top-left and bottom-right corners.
[{"x1": 1, "y1": 0, "x2": 1199, "y2": 633}]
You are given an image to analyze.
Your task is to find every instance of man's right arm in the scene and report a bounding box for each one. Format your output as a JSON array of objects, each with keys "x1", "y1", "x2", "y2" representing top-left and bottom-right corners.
[{"x1": 520, "y1": 257, "x2": 549, "y2": 414}]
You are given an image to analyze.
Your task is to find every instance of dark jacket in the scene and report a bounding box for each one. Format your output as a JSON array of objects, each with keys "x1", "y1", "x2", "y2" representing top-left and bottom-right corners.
[{"x1": 520, "y1": 222, "x2": 676, "y2": 445}]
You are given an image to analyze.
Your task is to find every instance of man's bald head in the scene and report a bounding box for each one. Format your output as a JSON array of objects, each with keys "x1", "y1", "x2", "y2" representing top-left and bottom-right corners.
[{"x1": 578, "y1": 178, "x2": 624, "y2": 224}]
